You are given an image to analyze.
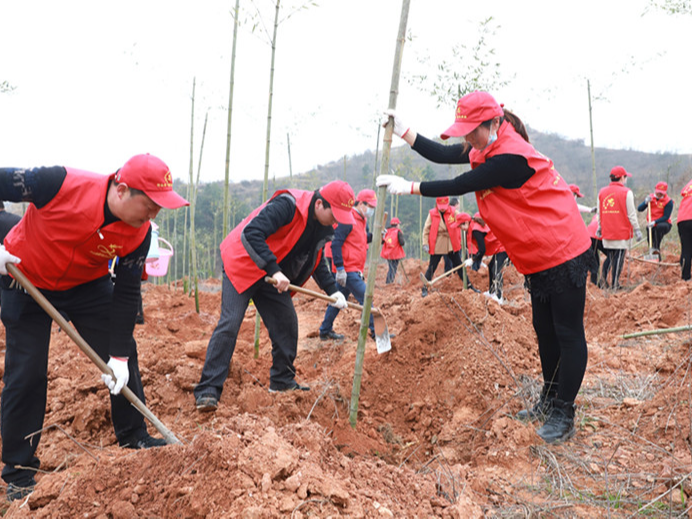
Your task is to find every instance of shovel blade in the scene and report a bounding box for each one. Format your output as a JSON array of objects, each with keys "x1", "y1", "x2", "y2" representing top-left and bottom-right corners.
[{"x1": 372, "y1": 312, "x2": 391, "y2": 354}]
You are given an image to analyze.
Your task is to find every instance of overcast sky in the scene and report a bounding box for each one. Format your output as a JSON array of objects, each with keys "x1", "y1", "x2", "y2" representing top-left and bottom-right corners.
[{"x1": 0, "y1": 0, "x2": 687, "y2": 186}]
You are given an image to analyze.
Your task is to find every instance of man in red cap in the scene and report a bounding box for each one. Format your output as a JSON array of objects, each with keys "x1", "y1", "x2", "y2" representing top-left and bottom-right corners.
[
  {"x1": 421, "y1": 196, "x2": 468, "y2": 297},
  {"x1": 318, "y1": 188, "x2": 378, "y2": 340},
  {"x1": 638, "y1": 181, "x2": 674, "y2": 260},
  {"x1": 0, "y1": 154, "x2": 189, "y2": 500},
  {"x1": 598, "y1": 166, "x2": 642, "y2": 288},
  {"x1": 195, "y1": 181, "x2": 353, "y2": 410},
  {"x1": 381, "y1": 216, "x2": 406, "y2": 284}
]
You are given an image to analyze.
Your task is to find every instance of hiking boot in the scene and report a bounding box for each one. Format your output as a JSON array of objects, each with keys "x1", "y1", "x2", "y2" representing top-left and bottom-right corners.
[
  {"x1": 121, "y1": 434, "x2": 167, "y2": 449},
  {"x1": 195, "y1": 394, "x2": 218, "y2": 412},
  {"x1": 536, "y1": 399, "x2": 576, "y2": 444},
  {"x1": 269, "y1": 382, "x2": 310, "y2": 393},
  {"x1": 421, "y1": 286, "x2": 428, "y2": 298},
  {"x1": 6, "y1": 481, "x2": 35, "y2": 502},
  {"x1": 517, "y1": 388, "x2": 556, "y2": 422},
  {"x1": 320, "y1": 330, "x2": 344, "y2": 341}
]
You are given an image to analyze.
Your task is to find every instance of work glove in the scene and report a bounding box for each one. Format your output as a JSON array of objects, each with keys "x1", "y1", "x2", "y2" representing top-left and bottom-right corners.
[
  {"x1": 644, "y1": 195, "x2": 651, "y2": 204},
  {"x1": 376, "y1": 174, "x2": 413, "y2": 196},
  {"x1": 0, "y1": 245, "x2": 21, "y2": 275},
  {"x1": 329, "y1": 291, "x2": 348, "y2": 309},
  {"x1": 647, "y1": 221, "x2": 656, "y2": 228},
  {"x1": 382, "y1": 109, "x2": 410, "y2": 138},
  {"x1": 635, "y1": 229, "x2": 643, "y2": 241},
  {"x1": 463, "y1": 258, "x2": 474, "y2": 268},
  {"x1": 101, "y1": 356, "x2": 129, "y2": 395},
  {"x1": 335, "y1": 268, "x2": 347, "y2": 287},
  {"x1": 423, "y1": 244, "x2": 430, "y2": 254}
]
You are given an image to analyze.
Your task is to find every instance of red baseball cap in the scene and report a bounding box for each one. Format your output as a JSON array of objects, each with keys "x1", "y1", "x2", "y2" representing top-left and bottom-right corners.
[
  {"x1": 114, "y1": 154, "x2": 189, "y2": 209},
  {"x1": 390, "y1": 217, "x2": 400, "y2": 225},
  {"x1": 436, "y1": 196, "x2": 449, "y2": 212},
  {"x1": 569, "y1": 184, "x2": 584, "y2": 198},
  {"x1": 319, "y1": 180, "x2": 355, "y2": 225},
  {"x1": 610, "y1": 165, "x2": 632, "y2": 178},
  {"x1": 441, "y1": 91, "x2": 505, "y2": 140},
  {"x1": 655, "y1": 181, "x2": 668, "y2": 194},
  {"x1": 456, "y1": 212, "x2": 472, "y2": 223},
  {"x1": 356, "y1": 188, "x2": 378, "y2": 207}
]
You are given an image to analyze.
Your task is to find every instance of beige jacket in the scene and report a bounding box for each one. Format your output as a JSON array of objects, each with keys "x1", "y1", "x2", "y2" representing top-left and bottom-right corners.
[{"x1": 423, "y1": 211, "x2": 454, "y2": 255}]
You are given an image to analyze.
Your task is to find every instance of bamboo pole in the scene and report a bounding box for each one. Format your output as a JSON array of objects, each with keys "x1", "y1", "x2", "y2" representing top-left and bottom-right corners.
[
  {"x1": 623, "y1": 325, "x2": 692, "y2": 339},
  {"x1": 223, "y1": 0, "x2": 241, "y2": 239},
  {"x1": 350, "y1": 0, "x2": 411, "y2": 428},
  {"x1": 190, "y1": 111, "x2": 208, "y2": 313}
]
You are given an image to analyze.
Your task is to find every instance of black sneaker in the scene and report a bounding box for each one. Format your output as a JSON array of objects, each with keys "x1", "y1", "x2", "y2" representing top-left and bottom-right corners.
[
  {"x1": 121, "y1": 434, "x2": 167, "y2": 449},
  {"x1": 6, "y1": 481, "x2": 35, "y2": 502},
  {"x1": 269, "y1": 382, "x2": 310, "y2": 393},
  {"x1": 195, "y1": 394, "x2": 218, "y2": 412},
  {"x1": 319, "y1": 330, "x2": 344, "y2": 341}
]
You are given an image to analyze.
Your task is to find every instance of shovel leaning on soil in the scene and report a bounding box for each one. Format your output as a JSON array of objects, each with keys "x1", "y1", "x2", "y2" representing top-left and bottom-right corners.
[
  {"x1": 264, "y1": 276, "x2": 391, "y2": 354},
  {"x1": 419, "y1": 262, "x2": 465, "y2": 289},
  {"x1": 643, "y1": 203, "x2": 658, "y2": 261},
  {"x1": 6, "y1": 263, "x2": 182, "y2": 446}
]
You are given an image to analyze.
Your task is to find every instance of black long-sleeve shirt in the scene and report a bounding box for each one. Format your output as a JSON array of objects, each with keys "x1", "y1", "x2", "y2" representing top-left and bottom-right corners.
[
  {"x1": 637, "y1": 198, "x2": 674, "y2": 225},
  {"x1": 412, "y1": 134, "x2": 535, "y2": 197},
  {"x1": 241, "y1": 191, "x2": 338, "y2": 295},
  {"x1": 0, "y1": 166, "x2": 150, "y2": 356}
]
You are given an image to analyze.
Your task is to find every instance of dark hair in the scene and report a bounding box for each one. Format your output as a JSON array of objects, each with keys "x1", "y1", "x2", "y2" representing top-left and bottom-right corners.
[
  {"x1": 314, "y1": 190, "x2": 331, "y2": 210},
  {"x1": 113, "y1": 180, "x2": 146, "y2": 198},
  {"x1": 610, "y1": 174, "x2": 623, "y2": 182},
  {"x1": 462, "y1": 108, "x2": 530, "y2": 153},
  {"x1": 449, "y1": 197, "x2": 459, "y2": 207}
]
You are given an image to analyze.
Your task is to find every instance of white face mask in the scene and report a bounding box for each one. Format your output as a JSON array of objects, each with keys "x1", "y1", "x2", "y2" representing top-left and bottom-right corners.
[
  {"x1": 485, "y1": 129, "x2": 498, "y2": 148},
  {"x1": 365, "y1": 206, "x2": 375, "y2": 218}
]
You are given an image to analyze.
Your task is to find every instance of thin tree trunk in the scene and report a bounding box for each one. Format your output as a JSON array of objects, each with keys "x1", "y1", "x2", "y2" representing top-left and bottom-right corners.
[
  {"x1": 350, "y1": 0, "x2": 410, "y2": 428},
  {"x1": 223, "y1": 0, "x2": 241, "y2": 239},
  {"x1": 190, "y1": 112, "x2": 208, "y2": 314}
]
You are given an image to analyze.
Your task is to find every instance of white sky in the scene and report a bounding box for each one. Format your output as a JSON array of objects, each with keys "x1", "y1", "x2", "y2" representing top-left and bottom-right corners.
[{"x1": 0, "y1": 1, "x2": 687, "y2": 185}]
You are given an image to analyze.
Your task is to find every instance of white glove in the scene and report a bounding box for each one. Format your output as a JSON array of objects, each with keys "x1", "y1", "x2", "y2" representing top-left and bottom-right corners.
[
  {"x1": 635, "y1": 229, "x2": 643, "y2": 241},
  {"x1": 335, "y1": 268, "x2": 347, "y2": 287},
  {"x1": 463, "y1": 258, "x2": 474, "y2": 268},
  {"x1": 644, "y1": 195, "x2": 651, "y2": 204},
  {"x1": 647, "y1": 221, "x2": 656, "y2": 228},
  {"x1": 0, "y1": 245, "x2": 21, "y2": 275},
  {"x1": 329, "y1": 291, "x2": 348, "y2": 309},
  {"x1": 479, "y1": 261, "x2": 487, "y2": 269},
  {"x1": 423, "y1": 244, "x2": 430, "y2": 253},
  {"x1": 376, "y1": 174, "x2": 413, "y2": 196},
  {"x1": 383, "y1": 109, "x2": 410, "y2": 138},
  {"x1": 101, "y1": 357, "x2": 129, "y2": 395}
]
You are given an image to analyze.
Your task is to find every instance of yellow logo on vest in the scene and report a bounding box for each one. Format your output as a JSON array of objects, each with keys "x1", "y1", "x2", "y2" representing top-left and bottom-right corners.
[{"x1": 91, "y1": 243, "x2": 124, "y2": 259}]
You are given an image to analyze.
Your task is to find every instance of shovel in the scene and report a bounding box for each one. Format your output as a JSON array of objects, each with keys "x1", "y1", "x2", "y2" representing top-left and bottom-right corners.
[
  {"x1": 420, "y1": 262, "x2": 465, "y2": 289},
  {"x1": 643, "y1": 202, "x2": 658, "y2": 261},
  {"x1": 264, "y1": 276, "x2": 391, "y2": 354},
  {"x1": 6, "y1": 263, "x2": 182, "y2": 446}
]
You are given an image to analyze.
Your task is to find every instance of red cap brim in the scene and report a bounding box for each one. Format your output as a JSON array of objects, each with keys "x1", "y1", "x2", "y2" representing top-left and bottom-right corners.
[
  {"x1": 332, "y1": 206, "x2": 355, "y2": 225},
  {"x1": 146, "y1": 189, "x2": 190, "y2": 209},
  {"x1": 440, "y1": 120, "x2": 482, "y2": 140}
]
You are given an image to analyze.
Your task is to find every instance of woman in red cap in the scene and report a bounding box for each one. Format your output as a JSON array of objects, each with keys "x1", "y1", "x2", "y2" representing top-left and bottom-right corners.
[
  {"x1": 381, "y1": 217, "x2": 406, "y2": 284},
  {"x1": 421, "y1": 196, "x2": 469, "y2": 297},
  {"x1": 637, "y1": 181, "x2": 674, "y2": 260},
  {"x1": 378, "y1": 91, "x2": 594, "y2": 444},
  {"x1": 678, "y1": 179, "x2": 692, "y2": 280}
]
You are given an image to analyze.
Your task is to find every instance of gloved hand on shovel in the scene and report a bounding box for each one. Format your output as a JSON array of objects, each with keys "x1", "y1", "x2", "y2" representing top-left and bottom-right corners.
[
  {"x1": 0, "y1": 245, "x2": 21, "y2": 275},
  {"x1": 335, "y1": 268, "x2": 347, "y2": 287},
  {"x1": 329, "y1": 291, "x2": 348, "y2": 309},
  {"x1": 101, "y1": 356, "x2": 129, "y2": 395}
]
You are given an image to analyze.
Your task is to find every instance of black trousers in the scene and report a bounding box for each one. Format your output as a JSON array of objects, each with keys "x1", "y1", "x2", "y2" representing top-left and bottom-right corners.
[
  {"x1": 602, "y1": 248, "x2": 627, "y2": 288},
  {"x1": 649, "y1": 222, "x2": 671, "y2": 251},
  {"x1": 589, "y1": 238, "x2": 606, "y2": 285},
  {"x1": 194, "y1": 273, "x2": 300, "y2": 399},
  {"x1": 385, "y1": 259, "x2": 400, "y2": 284},
  {"x1": 531, "y1": 283, "x2": 588, "y2": 403},
  {"x1": 679, "y1": 220, "x2": 692, "y2": 280},
  {"x1": 488, "y1": 252, "x2": 508, "y2": 299},
  {"x1": 425, "y1": 252, "x2": 463, "y2": 282},
  {"x1": 0, "y1": 275, "x2": 148, "y2": 487}
]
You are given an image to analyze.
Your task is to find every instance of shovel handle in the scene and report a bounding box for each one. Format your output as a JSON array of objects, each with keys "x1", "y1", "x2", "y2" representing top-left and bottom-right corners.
[
  {"x1": 263, "y1": 276, "x2": 381, "y2": 316},
  {"x1": 6, "y1": 263, "x2": 182, "y2": 446}
]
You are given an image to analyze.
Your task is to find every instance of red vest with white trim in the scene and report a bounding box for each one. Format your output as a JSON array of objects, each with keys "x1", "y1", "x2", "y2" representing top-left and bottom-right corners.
[
  {"x1": 469, "y1": 121, "x2": 591, "y2": 275},
  {"x1": 381, "y1": 227, "x2": 405, "y2": 260},
  {"x1": 5, "y1": 168, "x2": 150, "y2": 290},
  {"x1": 598, "y1": 182, "x2": 633, "y2": 240},
  {"x1": 334, "y1": 208, "x2": 368, "y2": 272},
  {"x1": 647, "y1": 193, "x2": 672, "y2": 224},
  {"x1": 221, "y1": 189, "x2": 317, "y2": 294},
  {"x1": 678, "y1": 180, "x2": 692, "y2": 223}
]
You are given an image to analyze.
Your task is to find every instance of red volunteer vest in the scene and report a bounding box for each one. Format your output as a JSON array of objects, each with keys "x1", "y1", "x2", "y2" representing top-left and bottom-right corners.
[
  {"x1": 381, "y1": 227, "x2": 405, "y2": 260},
  {"x1": 470, "y1": 121, "x2": 590, "y2": 275},
  {"x1": 221, "y1": 190, "x2": 316, "y2": 294},
  {"x1": 647, "y1": 193, "x2": 672, "y2": 224},
  {"x1": 678, "y1": 180, "x2": 692, "y2": 223},
  {"x1": 598, "y1": 182, "x2": 632, "y2": 240},
  {"x1": 5, "y1": 168, "x2": 150, "y2": 290},
  {"x1": 334, "y1": 208, "x2": 368, "y2": 272},
  {"x1": 586, "y1": 215, "x2": 600, "y2": 240},
  {"x1": 428, "y1": 209, "x2": 461, "y2": 252}
]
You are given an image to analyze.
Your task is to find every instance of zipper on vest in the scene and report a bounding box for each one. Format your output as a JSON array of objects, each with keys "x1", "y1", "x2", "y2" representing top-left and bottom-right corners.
[{"x1": 97, "y1": 229, "x2": 104, "y2": 239}]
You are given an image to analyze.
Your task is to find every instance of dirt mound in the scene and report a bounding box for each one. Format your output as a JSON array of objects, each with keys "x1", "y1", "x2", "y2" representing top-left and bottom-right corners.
[{"x1": 3, "y1": 245, "x2": 692, "y2": 517}]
